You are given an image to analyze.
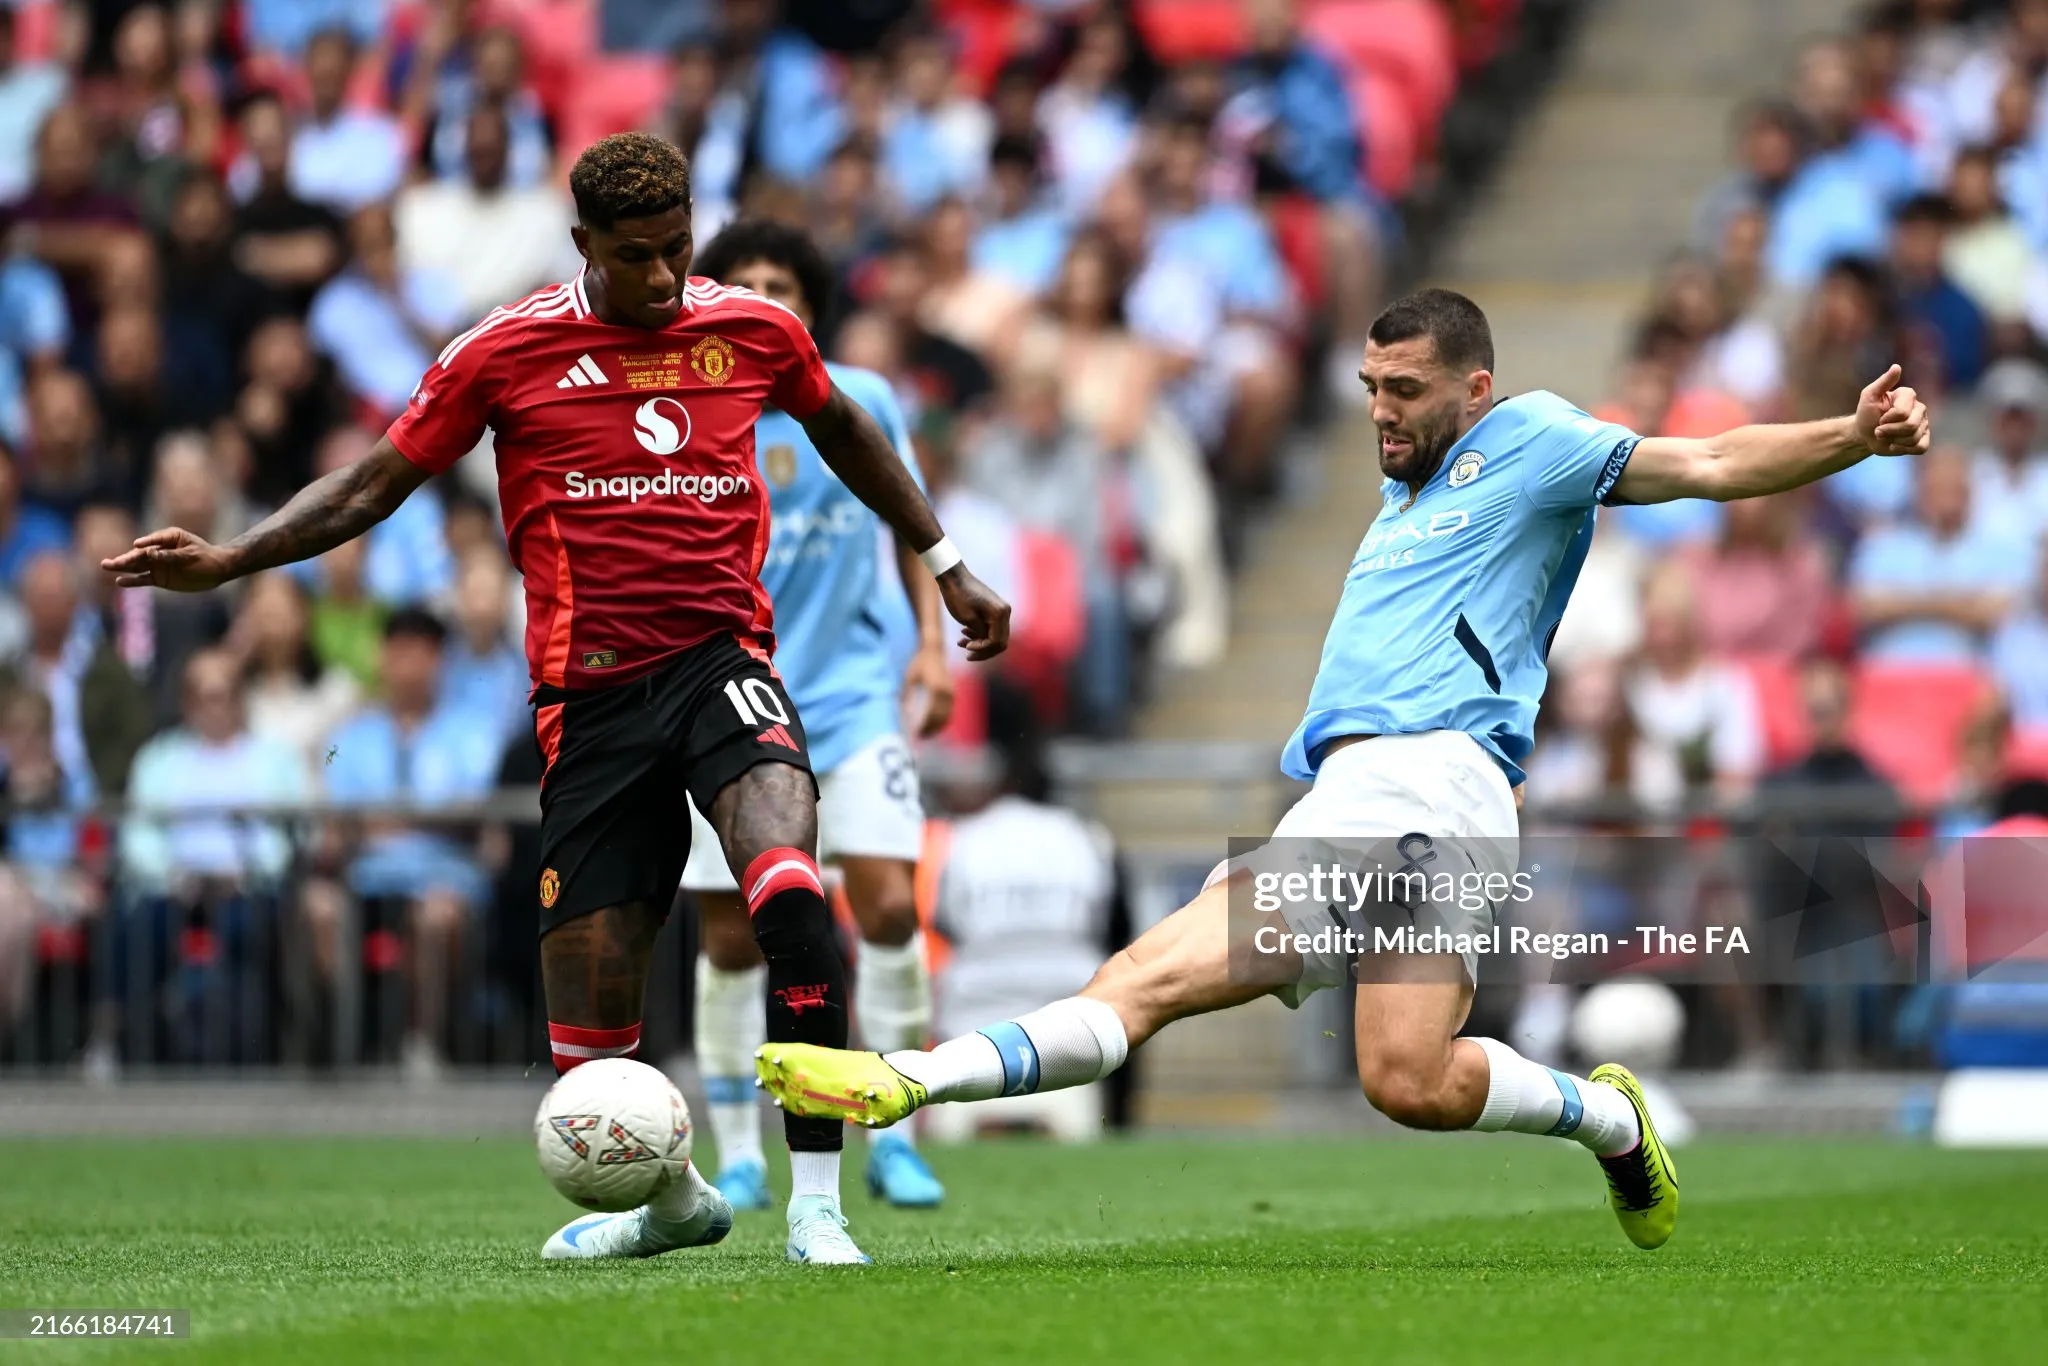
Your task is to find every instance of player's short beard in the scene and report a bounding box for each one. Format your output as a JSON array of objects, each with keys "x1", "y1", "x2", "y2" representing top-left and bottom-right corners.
[{"x1": 1378, "y1": 399, "x2": 1462, "y2": 486}]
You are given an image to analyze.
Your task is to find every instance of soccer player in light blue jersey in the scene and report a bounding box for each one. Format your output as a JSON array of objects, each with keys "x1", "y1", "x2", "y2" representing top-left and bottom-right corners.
[
  {"x1": 756, "y1": 288, "x2": 1932, "y2": 1252},
  {"x1": 680, "y1": 221, "x2": 956, "y2": 1256}
]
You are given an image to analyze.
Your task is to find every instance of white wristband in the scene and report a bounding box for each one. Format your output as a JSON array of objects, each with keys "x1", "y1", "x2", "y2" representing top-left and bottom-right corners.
[{"x1": 918, "y1": 536, "x2": 962, "y2": 577}]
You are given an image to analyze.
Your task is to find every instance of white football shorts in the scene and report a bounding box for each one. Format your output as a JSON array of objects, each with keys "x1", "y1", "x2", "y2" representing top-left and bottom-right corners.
[
  {"x1": 681, "y1": 731, "x2": 926, "y2": 893},
  {"x1": 1220, "y1": 729, "x2": 1521, "y2": 1001}
]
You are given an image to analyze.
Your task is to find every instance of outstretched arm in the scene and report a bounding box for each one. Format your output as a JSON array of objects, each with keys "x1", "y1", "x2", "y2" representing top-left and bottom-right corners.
[
  {"x1": 1611, "y1": 365, "x2": 1930, "y2": 505},
  {"x1": 802, "y1": 383, "x2": 1011, "y2": 660},
  {"x1": 103, "y1": 437, "x2": 428, "y2": 591}
]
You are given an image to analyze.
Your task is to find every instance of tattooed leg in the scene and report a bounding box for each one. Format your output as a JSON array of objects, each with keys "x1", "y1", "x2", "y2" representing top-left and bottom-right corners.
[{"x1": 540, "y1": 902, "x2": 663, "y2": 1071}]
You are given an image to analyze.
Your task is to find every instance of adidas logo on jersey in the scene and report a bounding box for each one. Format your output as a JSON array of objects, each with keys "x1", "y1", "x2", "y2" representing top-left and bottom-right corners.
[
  {"x1": 754, "y1": 724, "x2": 799, "y2": 751},
  {"x1": 556, "y1": 354, "x2": 610, "y2": 389}
]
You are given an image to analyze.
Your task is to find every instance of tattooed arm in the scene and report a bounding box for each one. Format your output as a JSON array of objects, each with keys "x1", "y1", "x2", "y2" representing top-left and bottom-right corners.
[{"x1": 102, "y1": 437, "x2": 429, "y2": 591}]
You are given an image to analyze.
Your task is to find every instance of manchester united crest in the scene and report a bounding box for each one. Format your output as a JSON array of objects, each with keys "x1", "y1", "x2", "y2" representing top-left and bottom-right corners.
[
  {"x1": 690, "y1": 335, "x2": 735, "y2": 385},
  {"x1": 763, "y1": 443, "x2": 797, "y2": 487},
  {"x1": 539, "y1": 867, "x2": 560, "y2": 909}
]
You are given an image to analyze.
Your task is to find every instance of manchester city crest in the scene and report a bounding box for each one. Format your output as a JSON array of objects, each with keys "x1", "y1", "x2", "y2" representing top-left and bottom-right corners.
[
  {"x1": 1448, "y1": 450, "x2": 1485, "y2": 488},
  {"x1": 763, "y1": 444, "x2": 798, "y2": 487}
]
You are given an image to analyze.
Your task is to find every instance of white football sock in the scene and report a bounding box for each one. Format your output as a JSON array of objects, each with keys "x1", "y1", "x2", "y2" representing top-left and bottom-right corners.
[
  {"x1": 788, "y1": 1149, "x2": 840, "y2": 1202},
  {"x1": 885, "y1": 997, "x2": 1129, "y2": 1102},
  {"x1": 856, "y1": 932, "x2": 931, "y2": 1054},
  {"x1": 1467, "y1": 1036, "x2": 1640, "y2": 1156},
  {"x1": 646, "y1": 1161, "x2": 711, "y2": 1226},
  {"x1": 695, "y1": 957, "x2": 767, "y2": 1169}
]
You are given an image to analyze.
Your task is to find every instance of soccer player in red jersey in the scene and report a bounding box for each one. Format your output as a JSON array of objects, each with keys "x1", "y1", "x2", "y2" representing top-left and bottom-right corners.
[{"x1": 102, "y1": 133, "x2": 1010, "y2": 1266}]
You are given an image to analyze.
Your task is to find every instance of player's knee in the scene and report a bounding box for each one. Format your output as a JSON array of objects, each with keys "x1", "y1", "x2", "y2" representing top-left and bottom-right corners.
[
  {"x1": 1358, "y1": 1052, "x2": 1457, "y2": 1130},
  {"x1": 856, "y1": 895, "x2": 918, "y2": 947},
  {"x1": 715, "y1": 762, "x2": 819, "y2": 873}
]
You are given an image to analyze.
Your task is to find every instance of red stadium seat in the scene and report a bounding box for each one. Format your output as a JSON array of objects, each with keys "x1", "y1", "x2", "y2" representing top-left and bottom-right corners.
[
  {"x1": 555, "y1": 55, "x2": 671, "y2": 165},
  {"x1": 1267, "y1": 193, "x2": 1328, "y2": 310},
  {"x1": 2003, "y1": 727, "x2": 2048, "y2": 782},
  {"x1": 1455, "y1": 0, "x2": 1524, "y2": 70},
  {"x1": 1132, "y1": 0, "x2": 1245, "y2": 63},
  {"x1": 1349, "y1": 67, "x2": 1421, "y2": 198},
  {"x1": 1738, "y1": 654, "x2": 1811, "y2": 770},
  {"x1": 504, "y1": 0, "x2": 602, "y2": 125},
  {"x1": 1304, "y1": 0, "x2": 1459, "y2": 128},
  {"x1": 936, "y1": 0, "x2": 1032, "y2": 96},
  {"x1": 1847, "y1": 663, "x2": 1996, "y2": 807},
  {"x1": 12, "y1": 1, "x2": 58, "y2": 61}
]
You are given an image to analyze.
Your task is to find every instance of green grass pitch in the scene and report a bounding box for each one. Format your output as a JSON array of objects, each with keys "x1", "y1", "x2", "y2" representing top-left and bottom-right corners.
[{"x1": 2, "y1": 1134, "x2": 2043, "y2": 1363}]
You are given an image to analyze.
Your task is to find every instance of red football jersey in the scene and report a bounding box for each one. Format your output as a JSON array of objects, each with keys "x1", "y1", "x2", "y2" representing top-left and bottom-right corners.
[{"x1": 386, "y1": 273, "x2": 832, "y2": 692}]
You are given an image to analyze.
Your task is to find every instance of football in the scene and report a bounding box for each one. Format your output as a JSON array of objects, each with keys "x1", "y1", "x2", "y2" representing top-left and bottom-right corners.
[
  {"x1": 1570, "y1": 979, "x2": 1687, "y2": 1074},
  {"x1": 533, "y1": 1058, "x2": 694, "y2": 1212}
]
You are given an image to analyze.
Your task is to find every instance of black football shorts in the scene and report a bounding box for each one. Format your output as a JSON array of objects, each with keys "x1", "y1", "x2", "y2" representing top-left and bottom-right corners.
[{"x1": 529, "y1": 632, "x2": 813, "y2": 935}]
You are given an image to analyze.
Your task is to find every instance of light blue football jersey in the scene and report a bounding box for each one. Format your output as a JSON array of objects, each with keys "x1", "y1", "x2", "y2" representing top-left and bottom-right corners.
[
  {"x1": 758, "y1": 362, "x2": 921, "y2": 774},
  {"x1": 1280, "y1": 391, "x2": 1641, "y2": 788}
]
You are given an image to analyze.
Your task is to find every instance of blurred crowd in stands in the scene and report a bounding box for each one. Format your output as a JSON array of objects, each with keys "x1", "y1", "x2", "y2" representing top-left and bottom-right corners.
[
  {"x1": 0, "y1": 0, "x2": 1528, "y2": 1072},
  {"x1": 1533, "y1": 0, "x2": 2048, "y2": 835}
]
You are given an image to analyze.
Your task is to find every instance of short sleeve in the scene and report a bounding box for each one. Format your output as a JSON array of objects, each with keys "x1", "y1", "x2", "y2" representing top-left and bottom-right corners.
[
  {"x1": 760, "y1": 306, "x2": 832, "y2": 419},
  {"x1": 384, "y1": 330, "x2": 495, "y2": 476},
  {"x1": 1524, "y1": 404, "x2": 1642, "y2": 513}
]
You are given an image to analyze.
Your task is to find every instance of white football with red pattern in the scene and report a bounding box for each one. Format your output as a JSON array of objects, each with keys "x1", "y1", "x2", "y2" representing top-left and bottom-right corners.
[{"x1": 534, "y1": 1058, "x2": 693, "y2": 1212}]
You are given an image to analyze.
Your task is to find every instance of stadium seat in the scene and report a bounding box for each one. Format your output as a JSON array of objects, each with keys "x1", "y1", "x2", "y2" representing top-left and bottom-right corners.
[
  {"x1": 1267, "y1": 194, "x2": 1328, "y2": 313},
  {"x1": 1847, "y1": 663, "x2": 1995, "y2": 807},
  {"x1": 1132, "y1": 0, "x2": 1245, "y2": 63},
  {"x1": 1737, "y1": 654, "x2": 1811, "y2": 770},
  {"x1": 1349, "y1": 67, "x2": 1421, "y2": 198},
  {"x1": 1454, "y1": 0, "x2": 1524, "y2": 70},
  {"x1": 555, "y1": 55, "x2": 672, "y2": 164},
  {"x1": 504, "y1": 0, "x2": 602, "y2": 125},
  {"x1": 936, "y1": 0, "x2": 1032, "y2": 95},
  {"x1": 935, "y1": 662, "x2": 989, "y2": 747},
  {"x1": 989, "y1": 528, "x2": 1088, "y2": 729},
  {"x1": 11, "y1": 0, "x2": 58, "y2": 61},
  {"x1": 2002, "y1": 727, "x2": 2048, "y2": 782},
  {"x1": 1303, "y1": 0, "x2": 1459, "y2": 129}
]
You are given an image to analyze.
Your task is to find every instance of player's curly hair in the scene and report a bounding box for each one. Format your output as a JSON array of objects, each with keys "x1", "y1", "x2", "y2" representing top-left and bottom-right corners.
[
  {"x1": 693, "y1": 217, "x2": 836, "y2": 323},
  {"x1": 569, "y1": 132, "x2": 692, "y2": 230}
]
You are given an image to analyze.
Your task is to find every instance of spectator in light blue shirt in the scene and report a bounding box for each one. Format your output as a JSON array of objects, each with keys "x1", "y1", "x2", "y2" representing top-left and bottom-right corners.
[
  {"x1": 882, "y1": 22, "x2": 992, "y2": 215},
  {"x1": 1791, "y1": 38, "x2": 1919, "y2": 209},
  {"x1": 970, "y1": 134, "x2": 1071, "y2": 295},
  {"x1": 1991, "y1": 542, "x2": 2048, "y2": 729},
  {"x1": 289, "y1": 29, "x2": 407, "y2": 215},
  {"x1": 719, "y1": 0, "x2": 845, "y2": 186},
  {"x1": 0, "y1": 9, "x2": 67, "y2": 204},
  {"x1": 0, "y1": 438, "x2": 69, "y2": 590},
  {"x1": 0, "y1": 254, "x2": 67, "y2": 446},
  {"x1": 316, "y1": 608, "x2": 501, "y2": 1075},
  {"x1": 1149, "y1": 116, "x2": 1291, "y2": 322},
  {"x1": 1226, "y1": 0, "x2": 1366, "y2": 206},
  {"x1": 438, "y1": 552, "x2": 528, "y2": 751},
  {"x1": 1767, "y1": 151, "x2": 1890, "y2": 289},
  {"x1": 120, "y1": 649, "x2": 310, "y2": 897},
  {"x1": 308, "y1": 204, "x2": 466, "y2": 417},
  {"x1": 420, "y1": 26, "x2": 553, "y2": 190},
  {"x1": 1849, "y1": 448, "x2": 2033, "y2": 664}
]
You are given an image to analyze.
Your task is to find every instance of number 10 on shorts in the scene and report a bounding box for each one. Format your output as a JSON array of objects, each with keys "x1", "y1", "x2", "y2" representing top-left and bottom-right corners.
[{"x1": 724, "y1": 677, "x2": 790, "y2": 727}]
